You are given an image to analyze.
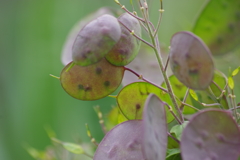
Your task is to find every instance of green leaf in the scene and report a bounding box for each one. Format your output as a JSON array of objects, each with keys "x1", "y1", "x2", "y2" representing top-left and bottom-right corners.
[
  {"x1": 228, "y1": 76, "x2": 234, "y2": 90},
  {"x1": 189, "y1": 89, "x2": 198, "y2": 101},
  {"x1": 232, "y1": 67, "x2": 240, "y2": 76},
  {"x1": 166, "y1": 148, "x2": 181, "y2": 159},
  {"x1": 62, "y1": 142, "x2": 84, "y2": 154},
  {"x1": 170, "y1": 121, "x2": 188, "y2": 140},
  {"x1": 193, "y1": 0, "x2": 240, "y2": 55}
]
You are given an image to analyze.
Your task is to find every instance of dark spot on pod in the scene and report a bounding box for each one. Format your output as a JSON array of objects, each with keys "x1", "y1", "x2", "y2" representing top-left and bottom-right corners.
[
  {"x1": 217, "y1": 36, "x2": 223, "y2": 44},
  {"x1": 136, "y1": 104, "x2": 141, "y2": 110},
  {"x1": 95, "y1": 67, "x2": 102, "y2": 75},
  {"x1": 235, "y1": 11, "x2": 240, "y2": 20},
  {"x1": 228, "y1": 23, "x2": 235, "y2": 31},
  {"x1": 200, "y1": 131, "x2": 209, "y2": 141},
  {"x1": 194, "y1": 138, "x2": 203, "y2": 149},
  {"x1": 188, "y1": 69, "x2": 199, "y2": 75},
  {"x1": 104, "y1": 81, "x2": 110, "y2": 87},
  {"x1": 172, "y1": 60, "x2": 180, "y2": 71},
  {"x1": 78, "y1": 84, "x2": 84, "y2": 90},
  {"x1": 84, "y1": 86, "x2": 92, "y2": 92},
  {"x1": 209, "y1": 152, "x2": 218, "y2": 160},
  {"x1": 216, "y1": 133, "x2": 225, "y2": 142},
  {"x1": 185, "y1": 52, "x2": 191, "y2": 59},
  {"x1": 154, "y1": 132, "x2": 160, "y2": 142}
]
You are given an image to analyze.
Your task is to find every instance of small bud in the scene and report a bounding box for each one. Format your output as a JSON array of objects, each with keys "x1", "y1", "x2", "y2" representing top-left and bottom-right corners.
[
  {"x1": 140, "y1": 7, "x2": 144, "y2": 11},
  {"x1": 130, "y1": 30, "x2": 135, "y2": 35},
  {"x1": 159, "y1": 9, "x2": 165, "y2": 13},
  {"x1": 121, "y1": 5, "x2": 125, "y2": 9},
  {"x1": 115, "y1": 0, "x2": 120, "y2": 4}
]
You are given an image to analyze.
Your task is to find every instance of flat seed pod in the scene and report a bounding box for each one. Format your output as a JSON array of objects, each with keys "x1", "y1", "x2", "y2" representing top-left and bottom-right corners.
[
  {"x1": 61, "y1": 7, "x2": 117, "y2": 65},
  {"x1": 193, "y1": 0, "x2": 240, "y2": 55},
  {"x1": 60, "y1": 58, "x2": 124, "y2": 100},
  {"x1": 72, "y1": 14, "x2": 121, "y2": 66},
  {"x1": 93, "y1": 120, "x2": 145, "y2": 160},
  {"x1": 181, "y1": 109, "x2": 240, "y2": 160},
  {"x1": 105, "y1": 12, "x2": 141, "y2": 66},
  {"x1": 142, "y1": 94, "x2": 168, "y2": 160},
  {"x1": 169, "y1": 31, "x2": 214, "y2": 90},
  {"x1": 117, "y1": 82, "x2": 174, "y2": 123}
]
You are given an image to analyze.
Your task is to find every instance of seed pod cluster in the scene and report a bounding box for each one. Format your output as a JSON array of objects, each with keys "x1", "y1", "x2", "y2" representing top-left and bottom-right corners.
[{"x1": 60, "y1": 13, "x2": 142, "y2": 100}]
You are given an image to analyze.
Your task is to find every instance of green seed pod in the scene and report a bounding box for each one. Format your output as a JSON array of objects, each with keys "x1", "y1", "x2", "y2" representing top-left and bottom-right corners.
[
  {"x1": 105, "y1": 13, "x2": 141, "y2": 66},
  {"x1": 169, "y1": 31, "x2": 214, "y2": 90},
  {"x1": 72, "y1": 14, "x2": 121, "y2": 66},
  {"x1": 60, "y1": 58, "x2": 124, "y2": 101}
]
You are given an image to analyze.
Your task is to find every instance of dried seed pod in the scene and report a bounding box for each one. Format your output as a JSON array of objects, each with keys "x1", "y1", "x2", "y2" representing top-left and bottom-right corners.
[
  {"x1": 105, "y1": 12, "x2": 141, "y2": 66},
  {"x1": 72, "y1": 14, "x2": 121, "y2": 66},
  {"x1": 169, "y1": 31, "x2": 214, "y2": 90}
]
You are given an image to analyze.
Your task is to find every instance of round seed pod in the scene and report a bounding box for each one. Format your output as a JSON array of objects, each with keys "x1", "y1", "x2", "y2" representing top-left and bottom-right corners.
[
  {"x1": 169, "y1": 31, "x2": 214, "y2": 90},
  {"x1": 72, "y1": 14, "x2": 121, "y2": 66},
  {"x1": 60, "y1": 58, "x2": 124, "y2": 101},
  {"x1": 105, "y1": 12, "x2": 141, "y2": 66}
]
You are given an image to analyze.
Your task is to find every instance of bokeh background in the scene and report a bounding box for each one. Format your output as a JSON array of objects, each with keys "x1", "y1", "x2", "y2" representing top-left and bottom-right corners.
[{"x1": 1, "y1": 0, "x2": 239, "y2": 159}]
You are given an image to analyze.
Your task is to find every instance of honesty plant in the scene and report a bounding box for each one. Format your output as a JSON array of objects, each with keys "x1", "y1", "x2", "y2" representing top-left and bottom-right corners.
[{"x1": 28, "y1": 0, "x2": 240, "y2": 160}]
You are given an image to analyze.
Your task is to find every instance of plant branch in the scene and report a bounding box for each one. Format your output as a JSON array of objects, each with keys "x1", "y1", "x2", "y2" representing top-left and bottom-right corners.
[
  {"x1": 115, "y1": 0, "x2": 145, "y2": 22},
  {"x1": 118, "y1": 20, "x2": 154, "y2": 49},
  {"x1": 153, "y1": 0, "x2": 164, "y2": 37},
  {"x1": 167, "y1": 132, "x2": 180, "y2": 144},
  {"x1": 124, "y1": 67, "x2": 168, "y2": 93},
  {"x1": 141, "y1": 5, "x2": 184, "y2": 123},
  {"x1": 179, "y1": 88, "x2": 189, "y2": 111}
]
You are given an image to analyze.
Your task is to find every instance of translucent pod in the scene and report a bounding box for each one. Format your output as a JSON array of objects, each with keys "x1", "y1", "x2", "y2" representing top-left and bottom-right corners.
[
  {"x1": 193, "y1": 0, "x2": 240, "y2": 55},
  {"x1": 181, "y1": 109, "x2": 240, "y2": 160},
  {"x1": 93, "y1": 120, "x2": 145, "y2": 160},
  {"x1": 60, "y1": 58, "x2": 124, "y2": 101},
  {"x1": 61, "y1": 7, "x2": 118, "y2": 65},
  {"x1": 72, "y1": 14, "x2": 121, "y2": 66},
  {"x1": 142, "y1": 94, "x2": 168, "y2": 160},
  {"x1": 105, "y1": 12, "x2": 141, "y2": 66},
  {"x1": 169, "y1": 31, "x2": 214, "y2": 90}
]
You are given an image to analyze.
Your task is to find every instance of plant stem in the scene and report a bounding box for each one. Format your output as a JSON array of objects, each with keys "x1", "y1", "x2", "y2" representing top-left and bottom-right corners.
[
  {"x1": 141, "y1": 8, "x2": 184, "y2": 123},
  {"x1": 124, "y1": 67, "x2": 168, "y2": 92}
]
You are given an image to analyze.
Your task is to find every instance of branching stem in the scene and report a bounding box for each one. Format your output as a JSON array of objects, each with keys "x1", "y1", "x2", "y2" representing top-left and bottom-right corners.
[
  {"x1": 124, "y1": 67, "x2": 168, "y2": 93},
  {"x1": 140, "y1": 5, "x2": 184, "y2": 123}
]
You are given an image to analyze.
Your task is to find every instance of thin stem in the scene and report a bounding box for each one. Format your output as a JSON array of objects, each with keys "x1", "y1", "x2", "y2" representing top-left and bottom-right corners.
[
  {"x1": 164, "y1": 54, "x2": 170, "y2": 72},
  {"x1": 179, "y1": 88, "x2": 189, "y2": 111},
  {"x1": 124, "y1": 67, "x2": 168, "y2": 93},
  {"x1": 141, "y1": 7, "x2": 184, "y2": 123},
  {"x1": 49, "y1": 74, "x2": 60, "y2": 80},
  {"x1": 83, "y1": 152, "x2": 93, "y2": 159},
  {"x1": 115, "y1": 1, "x2": 145, "y2": 22},
  {"x1": 181, "y1": 102, "x2": 200, "y2": 111},
  {"x1": 201, "y1": 103, "x2": 221, "y2": 107},
  {"x1": 230, "y1": 90, "x2": 239, "y2": 121},
  {"x1": 85, "y1": 124, "x2": 99, "y2": 146},
  {"x1": 153, "y1": 0, "x2": 164, "y2": 37},
  {"x1": 94, "y1": 106, "x2": 108, "y2": 134},
  {"x1": 167, "y1": 132, "x2": 180, "y2": 144},
  {"x1": 118, "y1": 20, "x2": 154, "y2": 49},
  {"x1": 164, "y1": 102, "x2": 182, "y2": 124}
]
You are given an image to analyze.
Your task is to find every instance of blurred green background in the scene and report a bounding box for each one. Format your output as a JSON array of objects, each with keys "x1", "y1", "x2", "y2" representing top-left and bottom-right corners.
[{"x1": 0, "y1": 0, "x2": 239, "y2": 160}]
